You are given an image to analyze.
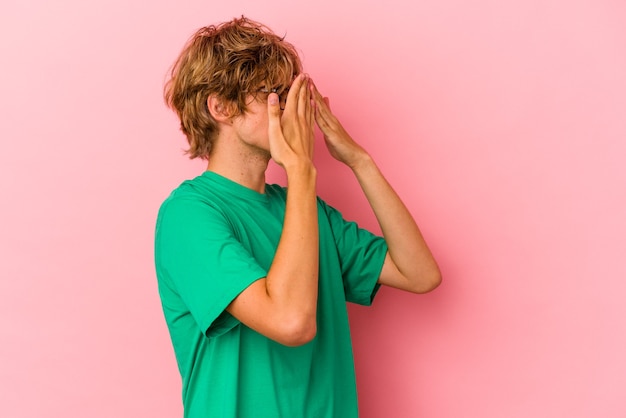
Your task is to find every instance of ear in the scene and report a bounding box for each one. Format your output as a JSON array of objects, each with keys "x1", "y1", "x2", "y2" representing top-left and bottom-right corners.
[{"x1": 207, "y1": 95, "x2": 232, "y2": 123}]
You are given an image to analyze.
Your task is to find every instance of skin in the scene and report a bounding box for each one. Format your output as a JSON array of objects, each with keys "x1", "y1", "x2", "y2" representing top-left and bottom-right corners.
[{"x1": 205, "y1": 73, "x2": 441, "y2": 347}]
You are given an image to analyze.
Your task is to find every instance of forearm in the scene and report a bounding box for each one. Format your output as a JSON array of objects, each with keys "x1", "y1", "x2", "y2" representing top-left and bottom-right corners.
[
  {"x1": 265, "y1": 164, "x2": 319, "y2": 338},
  {"x1": 350, "y1": 154, "x2": 441, "y2": 292}
]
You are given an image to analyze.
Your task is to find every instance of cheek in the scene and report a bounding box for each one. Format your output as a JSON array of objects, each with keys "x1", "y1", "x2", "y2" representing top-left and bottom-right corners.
[{"x1": 255, "y1": 114, "x2": 270, "y2": 137}]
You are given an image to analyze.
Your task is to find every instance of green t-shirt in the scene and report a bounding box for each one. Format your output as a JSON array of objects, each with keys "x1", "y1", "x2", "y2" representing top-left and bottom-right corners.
[{"x1": 155, "y1": 171, "x2": 387, "y2": 418}]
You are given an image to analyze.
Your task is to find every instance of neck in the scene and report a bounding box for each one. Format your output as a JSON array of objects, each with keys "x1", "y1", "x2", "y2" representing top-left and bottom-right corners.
[{"x1": 206, "y1": 134, "x2": 270, "y2": 194}]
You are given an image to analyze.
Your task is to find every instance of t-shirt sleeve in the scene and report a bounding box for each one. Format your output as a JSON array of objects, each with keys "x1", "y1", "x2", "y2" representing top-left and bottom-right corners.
[
  {"x1": 155, "y1": 195, "x2": 267, "y2": 338},
  {"x1": 321, "y1": 200, "x2": 388, "y2": 306}
]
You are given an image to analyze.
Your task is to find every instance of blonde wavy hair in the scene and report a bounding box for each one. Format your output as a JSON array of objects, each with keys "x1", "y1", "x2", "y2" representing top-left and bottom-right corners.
[{"x1": 164, "y1": 16, "x2": 302, "y2": 160}]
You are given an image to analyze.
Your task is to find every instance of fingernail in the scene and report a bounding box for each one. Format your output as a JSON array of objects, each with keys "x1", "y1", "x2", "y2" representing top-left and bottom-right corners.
[{"x1": 268, "y1": 94, "x2": 278, "y2": 105}]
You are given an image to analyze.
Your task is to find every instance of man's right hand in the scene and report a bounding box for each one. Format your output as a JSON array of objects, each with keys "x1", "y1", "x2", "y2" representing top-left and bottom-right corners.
[{"x1": 267, "y1": 73, "x2": 315, "y2": 171}]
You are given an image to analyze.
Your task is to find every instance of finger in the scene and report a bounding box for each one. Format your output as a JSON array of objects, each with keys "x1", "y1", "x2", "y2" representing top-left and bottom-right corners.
[
  {"x1": 267, "y1": 92, "x2": 283, "y2": 139},
  {"x1": 312, "y1": 90, "x2": 332, "y2": 130},
  {"x1": 311, "y1": 83, "x2": 327, "y2": 107},
  {"x1": 310, "y1": 83, "x2": 325, "y2": 119},
  {"x1": 284, "y1": 73, "x2": 306, "y2": 114},
  {"x1": 297, "y1": 74, "x2": 310, "y2": 120},
  {"x1": 305, "y1": 79, "x2": 314, "y2": 127},
  {"x1": 299, "y1": 78, "x2": 315, "y2": 154},
  {"x1": 310, "y1": 84, "x2": 341, "y2": 141},
  {"x1": 311, "y1": 83, "x2": 332, "y2": 122},
  {"x1": 308, "y1": 80, "x2": 318, "y2": 127},
  {"x1": 308, "y1": 98, "x2": 315, "y2": 130}
]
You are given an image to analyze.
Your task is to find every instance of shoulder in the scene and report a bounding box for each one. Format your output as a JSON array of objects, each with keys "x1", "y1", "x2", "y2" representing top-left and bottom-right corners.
[{"x1": 157, "y1": 179, "x2": 231, "y2": 233}]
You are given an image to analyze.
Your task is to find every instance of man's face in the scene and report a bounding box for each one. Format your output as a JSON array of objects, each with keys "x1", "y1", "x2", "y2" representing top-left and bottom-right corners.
[
  {"x1": 230, "y1": 94, "x2": 273, "y2": 156},
  {"x1": 231, "y1": 85, "x2": 289, "y2": 156}
]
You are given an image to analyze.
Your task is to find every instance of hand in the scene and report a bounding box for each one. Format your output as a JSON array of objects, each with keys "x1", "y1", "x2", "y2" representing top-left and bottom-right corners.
[
  {"x1": 311, "y1": 82, "x2": 368, "y2": 168},
  {"x1": 268, "y1": 73, "x2": 315, "y2": 170}
]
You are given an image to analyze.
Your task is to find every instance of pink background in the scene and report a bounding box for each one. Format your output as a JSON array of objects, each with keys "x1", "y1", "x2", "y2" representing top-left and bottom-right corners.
[{"x1": 2, "y1": 0, "x2": 625, "y2": 417}]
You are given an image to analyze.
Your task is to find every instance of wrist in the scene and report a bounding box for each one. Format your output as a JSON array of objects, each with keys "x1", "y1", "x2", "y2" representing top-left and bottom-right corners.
[
  {"x1": 347, "y1": 151, "x2": 374, "y2": 172},
  {"x1": 285, "y1": 161, "x2": 317, "y2": 184}
]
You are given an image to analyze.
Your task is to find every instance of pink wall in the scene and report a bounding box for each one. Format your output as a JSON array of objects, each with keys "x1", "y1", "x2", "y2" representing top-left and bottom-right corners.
[{"x1": 2, "y1": 0, "x2": 625, "y2": 417}]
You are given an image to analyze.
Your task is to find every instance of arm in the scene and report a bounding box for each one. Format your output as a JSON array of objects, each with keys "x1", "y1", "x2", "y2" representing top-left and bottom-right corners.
[
  {"x1": 226, "y1": 74, "x2": 319, "y2": 346},
  {"x1": 311, "y1": 83, "x2": 441, "y2": 294}
]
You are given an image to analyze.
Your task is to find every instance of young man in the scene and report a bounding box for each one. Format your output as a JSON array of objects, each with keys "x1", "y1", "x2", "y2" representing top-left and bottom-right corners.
[{"x1": 155, "y1": 16, "x2": 441, "y2": 418}]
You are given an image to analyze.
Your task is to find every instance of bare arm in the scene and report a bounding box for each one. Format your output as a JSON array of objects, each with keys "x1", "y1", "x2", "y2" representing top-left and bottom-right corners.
[
  {"x1": 311, "y1": 83, "x2": 441, "y2": 294},
  {"x1": 226, "y1": 74, "x2": 320, "y2": 346}
]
